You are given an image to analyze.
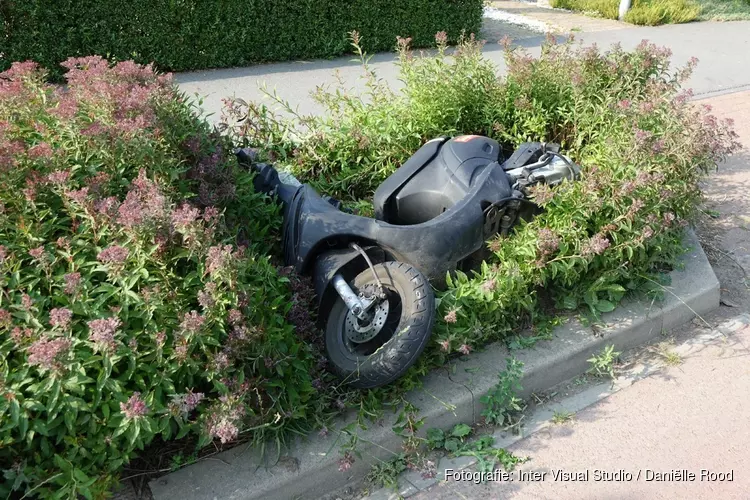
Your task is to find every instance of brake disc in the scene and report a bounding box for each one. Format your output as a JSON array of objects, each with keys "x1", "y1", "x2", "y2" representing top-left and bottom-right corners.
[{"x1": 344, "y1": 285, "x2": 389, "y2": 344}]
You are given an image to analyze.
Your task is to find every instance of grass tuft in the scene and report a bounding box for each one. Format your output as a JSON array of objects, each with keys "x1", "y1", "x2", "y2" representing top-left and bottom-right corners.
[
  {"x1": 697, "y1": 0, "x2": 750, "y2": 20},
  {"x1": 551, "y1": 0, "x2": 701, "y2": 24}
]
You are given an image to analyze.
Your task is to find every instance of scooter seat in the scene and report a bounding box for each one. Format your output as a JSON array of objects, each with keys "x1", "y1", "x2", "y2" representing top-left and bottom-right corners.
[{"x1": 373, "y1": 135, "x2": 503, "y2": 225}]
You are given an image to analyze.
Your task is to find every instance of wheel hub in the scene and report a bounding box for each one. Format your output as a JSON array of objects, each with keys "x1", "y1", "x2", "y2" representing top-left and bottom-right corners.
[{"x1": 344, "y1": 285, "x2": 389, "y2": 344}]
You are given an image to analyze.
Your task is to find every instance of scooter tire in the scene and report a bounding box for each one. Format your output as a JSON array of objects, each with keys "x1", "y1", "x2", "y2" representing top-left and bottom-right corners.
[{"x1": 325, "y1": 261, "x2": 435, "y2": 389}]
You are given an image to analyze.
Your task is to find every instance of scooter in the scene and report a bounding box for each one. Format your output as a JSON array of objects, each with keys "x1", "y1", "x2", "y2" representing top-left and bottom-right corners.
[{"x1": 237, "y1": 135, "x2": 579, "y2": 389}]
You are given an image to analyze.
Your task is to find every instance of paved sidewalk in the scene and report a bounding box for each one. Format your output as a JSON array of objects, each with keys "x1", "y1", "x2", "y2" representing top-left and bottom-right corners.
[
  {"x1": 176, "y1": 21, "x2": 750, "y2": 121},
  {"x1": 490, "y1": 0, "x2": 628, "y2": 32},
  {"x1": 409, "y1": 315, "x2": 750, "y2": 500}
]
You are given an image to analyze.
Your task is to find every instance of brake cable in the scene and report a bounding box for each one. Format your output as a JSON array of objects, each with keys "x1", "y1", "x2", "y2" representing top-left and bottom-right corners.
[{"x1": 349, "y1": 242, "x2": 386, "y2": 299}]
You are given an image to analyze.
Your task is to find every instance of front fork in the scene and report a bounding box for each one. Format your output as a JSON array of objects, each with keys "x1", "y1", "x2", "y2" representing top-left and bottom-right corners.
[
  {"x1": 332, "y1": 274, "x2": 378, "y2": 320},
  {"x1": 331, "y1": 243, "x2": 386, "y2": 320}
]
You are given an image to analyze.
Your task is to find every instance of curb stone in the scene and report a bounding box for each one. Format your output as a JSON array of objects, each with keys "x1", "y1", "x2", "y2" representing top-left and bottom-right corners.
[{"x1": 149, "y1": 229, "x2": 719, "y2": 500}]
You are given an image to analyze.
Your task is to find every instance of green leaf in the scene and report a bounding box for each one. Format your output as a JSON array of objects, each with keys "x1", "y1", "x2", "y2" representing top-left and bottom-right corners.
[
  {"x1": 18, "y1": 415, "x2": 29, "y2": 438},
  {"x1": 595, "y1": 300, "x2": 615, "y2": 313},
  {"x1": 9, "y1": 399, "x2": 20, "y2": 425},
  {"x1": 33, "y1": 420, "x2": 49, "y2": 436},
  {"x1": 47, "y1": 378, "x2": 62, "y2": 414},
  {"x1": 54, "y1": 454, "x2": 73, "y2": 474},
  {"x1": 64, "y1": 410, "x2": 76, "y2": 433},
  {"x1": 129, "y1": 421, "x2": 141, "y2": 447},
  {"x1": 584, "y1": 290, "x2": 598, "y2": 308},
  {"x1": 426, "y1": 427, "x2": 444, "y2": 445},
  {"x1": 451, "y1": 423, "x2": 472, "y2": 438},
  {"x1": 444, "y1": 438, "x2": 459, "y2": 453},
  {"x1": 561, "y1": 295, "x2": 578, "y2": 310}
]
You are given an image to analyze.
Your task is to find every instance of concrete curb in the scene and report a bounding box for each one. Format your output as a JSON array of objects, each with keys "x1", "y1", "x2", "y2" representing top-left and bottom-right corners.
[{"x1": 149, "y1": 230, "x2": 719, "y2": 500}]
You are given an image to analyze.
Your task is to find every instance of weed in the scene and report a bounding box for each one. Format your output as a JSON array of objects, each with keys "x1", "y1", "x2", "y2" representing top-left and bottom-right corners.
[
  {"x1": 426, "y1": 424, "x2": 473, "y2": 453},
  {"x1": 169, "y1": 452, "x2": 198, "y2": 472},
  {"x1": 552, "y1": 410, "x2": 575, "y2": 424},
  {"x1": 650, "y1": 341, "x2": 683, "y2": 366},
  {"x1": 457, "y1": 436, "x2": 527, "y2": 474},
  {"x1": 573, "y1": 375, "x2": 589, "y2": 386},
  {"x1": 426, "y1": 425, "x2": 527, "y2": 474},
  {"x1": 587, "y1": 345, "x2": 621, "y2": 379},
  {"x1": 366, "y1": 454, "x2": 409, "y2": 490},
  {"x1": 480, "y1": 358, "x2": 525, "y2": 428}
]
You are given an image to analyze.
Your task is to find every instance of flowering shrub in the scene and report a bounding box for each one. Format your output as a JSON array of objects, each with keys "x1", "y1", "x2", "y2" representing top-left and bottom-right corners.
[
  {"x1": 224, "y1": 35, "x2": 739, "y2": 361},
  {"x1": 225, "y1": 33, "x2": 500, "y2": 200},
  {"x1": 0, "y1": 59, "x2": 329, "y2": 497}
]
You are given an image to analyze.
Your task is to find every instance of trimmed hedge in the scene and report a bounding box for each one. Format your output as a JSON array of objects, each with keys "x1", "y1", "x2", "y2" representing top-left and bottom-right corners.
[{"x1": 0, "y1": 0, "x2": 484, "y2": 75}]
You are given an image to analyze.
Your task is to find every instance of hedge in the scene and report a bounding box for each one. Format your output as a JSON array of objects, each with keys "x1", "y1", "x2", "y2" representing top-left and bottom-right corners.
[{"x1": 0, "y1": 0, "x2": 484, "y2": 76}]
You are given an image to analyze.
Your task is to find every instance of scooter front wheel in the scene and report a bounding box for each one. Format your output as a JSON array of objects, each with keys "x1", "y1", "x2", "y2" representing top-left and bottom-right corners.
[{"x1": 325, "y1": 261, "x2": 435, "y2": 389}]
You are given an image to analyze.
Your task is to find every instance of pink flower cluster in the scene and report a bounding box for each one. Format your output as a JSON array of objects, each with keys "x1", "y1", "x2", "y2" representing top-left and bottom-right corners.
[
  {"x1": 581, "y1": 233, "x2": 611, "y2": 257},
  {"x1": 57, "y1": 56, "x2": 173, "y2": 137},
  {"x1": 65, "y1": 187, "x2": 90, "y2": 205},
  {"x1": 0, "y1": 309, "x2": 11, "y2": 329},
  {"x1": 537, "y1": 228, "x2": 561, "y2": 257},
  {"x1": 197, "y1": 283, "x2": 217, "y2": 309},
  {"x1": 204, "y1": 394, "x2": 246, "y2": 444},
  {"x1": 227, "y1": 309, "x2": 243, "y2": 326},
  {"x1": 530, "y1": 183, "x2": 555, "y2": 206},
  {"x1": 47, "y1": 170, "x2": 71, "y2": 185},
  {"x1": 171, "y1": 203, "x2": 201, "y2": 230},
  {"x1": 338, "y1": 451, "x2": 355, "y2": 472},
  {"x1": 87, "y1": 317, "x2": 121, "y2": 353},
  {"x1": 28, "y1": 246, "x2": 45, "y2": 260},
  {"x1": 64, "y1": 272, "x2": 82, "y2": 295},
  {"x1": 28, "y1": 337, "x2": 72, "y2": 372},
  {"x1": 213, "y1": 352, "x2": 230, "y2": 371},
  {"x1": 97, "y1": 245, "x2": 129, "y2": 265},
  {"x1": 49, "y1": 307, "x2": 73, "y2": 329},
  {"x1": 169, "y1": 391, "x2": 205, "y2": 418},
  {"x1": 94, "y1": 197, "x2": 120, "y2": 218},
  {"x1": 480, "y1": 278, "x2": 497, "y2": 293},
  {"x1": 205, "y1": 244, "x2": 243, "y2": 277},
  {"x1": 120, "y1": 392, "x2": 149, "y2": 419},
  {"x1": 443, "y1": 309, "x2": 458, "y2": 324},
  {"x1": 179, "y1": 310, "x2": 205, "y2": 335},
  {"x1": 28, "y1": 142, "x2": 53, "y2": 160},
  {"x1": 117, "y1": 169, "x2": 167, "y2": 230},
  {"x1": 11, "y1": 327, "x2": 34, "y2": 345}
]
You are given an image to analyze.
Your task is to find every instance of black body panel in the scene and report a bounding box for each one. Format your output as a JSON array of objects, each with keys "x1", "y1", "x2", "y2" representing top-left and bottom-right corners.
[{"x1": 249, "y1": 136, "x2": 520, "y2": 286}]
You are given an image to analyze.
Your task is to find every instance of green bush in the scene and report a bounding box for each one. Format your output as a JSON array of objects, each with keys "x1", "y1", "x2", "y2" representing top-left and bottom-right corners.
[
  {"x1": 552, "y1": 0, "x2": 619, "y2": 17},
  {"x1": 0, "y1": 0, "x2": 484, "y2": 77},
  {"x1": 224, "y1": 34, "x2": 739, "y2": 358},
  {"x1": 0, "y1": 59, "x2": 334, "y2": 497},
  {"x1": 625, "y1": 0, "x2": 701, "y2": 24},
  {"x1": 550, "y1": 0, "x2": 700, "y2": 24},
  {"x1": 225, "y1": 33, "x2": 500, "y2": 200}
]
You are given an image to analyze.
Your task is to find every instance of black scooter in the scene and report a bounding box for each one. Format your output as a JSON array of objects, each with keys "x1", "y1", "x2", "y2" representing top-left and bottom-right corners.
[{"x1": 237, "y1": 135, "x2": 579, "y2": 389}]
